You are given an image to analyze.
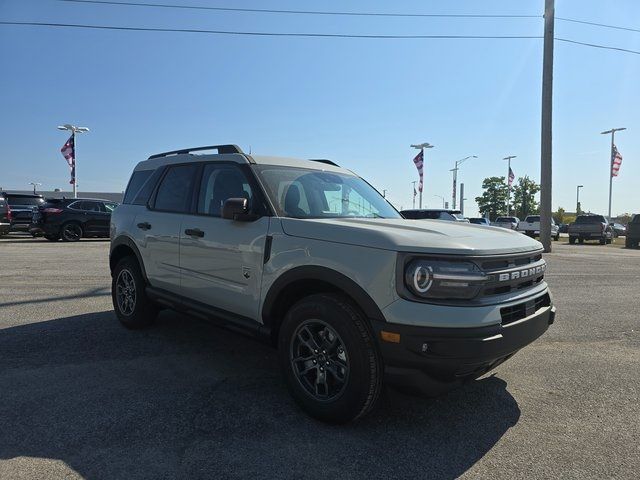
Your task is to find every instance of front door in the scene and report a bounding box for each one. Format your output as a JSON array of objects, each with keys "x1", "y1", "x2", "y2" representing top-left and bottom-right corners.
[{"x1": 179, "y1": 163, "x2": 269, "y2": 320}]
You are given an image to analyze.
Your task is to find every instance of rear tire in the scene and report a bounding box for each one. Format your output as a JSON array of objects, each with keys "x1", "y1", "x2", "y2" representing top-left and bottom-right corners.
[
  {"x1": 599, "y1": 237, "x2": 606, "y2": 245},
  {"x1": 579, "y1": 238, "x2": 584, "y2": 244},
  {"x1": 278, "y1": 293, "x2": 383, "y2": 424},
  {"x1": 61, "y1": 222, "x2": 83, "y2": 242},
  {"x1": 112, "y1": 256, "x2": 158, "y2": 329},
  {"x1": 569, "y1": 236, "x2": 576, "y2": 245},
  {"x1": 554, "y1": 233, "x2": 560, "y2": 241}
]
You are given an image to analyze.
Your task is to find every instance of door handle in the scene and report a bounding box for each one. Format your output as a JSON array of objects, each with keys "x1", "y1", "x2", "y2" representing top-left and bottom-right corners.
[
  {"x1": 184, "y1": 228, "x2": 205, "y2": 238},
  {"x1": 137, "y1": 222, "x2": 152, "y2": 230}
]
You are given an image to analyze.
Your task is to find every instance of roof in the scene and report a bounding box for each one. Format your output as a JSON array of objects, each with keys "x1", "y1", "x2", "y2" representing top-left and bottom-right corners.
[
  {"x1": 400, "y1": 208, "x2": 462, "y2": 214},
  {"x1": 133, "y1": 151, "x2": 348, "y2": 174}
]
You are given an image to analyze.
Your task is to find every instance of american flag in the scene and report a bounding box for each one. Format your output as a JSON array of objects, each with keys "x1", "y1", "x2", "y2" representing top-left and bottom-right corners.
[
  {"x1": 508, "y1": 167, "x2": 515, "y2": 186},
  {"x1": 61, "y1": 134, "x2": 75, "y2": 185},
  {"x1": 611, "y1": 145, "x2": 623, "y2": 177},
  {"x1": 413, "y1": 150, "x2": 424, "y2": 192}
]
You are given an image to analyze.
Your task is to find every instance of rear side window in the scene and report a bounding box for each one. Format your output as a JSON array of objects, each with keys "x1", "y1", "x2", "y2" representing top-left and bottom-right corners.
[
  {"x1": 123, "y1": 170, "x2": 152, "y2": 204},
  {"x1": 132, "y1": 168, "x2": 165, "y2": 206},
  {"x1": 152, "y1": 164, "x2": 198, "y2": 213}
]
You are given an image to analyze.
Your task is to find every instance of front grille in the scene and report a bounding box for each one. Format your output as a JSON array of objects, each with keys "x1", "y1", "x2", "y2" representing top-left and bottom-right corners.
[
  {"x1": 477, "y1": 252, "x2": 546, "y2": 298},
  {"x1": 500, "y1": 293, "x2": 550, "y2": 325}
]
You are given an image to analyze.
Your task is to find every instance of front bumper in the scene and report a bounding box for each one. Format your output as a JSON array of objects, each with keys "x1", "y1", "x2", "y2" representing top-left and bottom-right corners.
[{"x1": 371, "y1": 303, "x2": 555, "y2": 396}]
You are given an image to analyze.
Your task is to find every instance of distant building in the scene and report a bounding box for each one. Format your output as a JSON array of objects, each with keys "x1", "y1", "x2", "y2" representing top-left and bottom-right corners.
[{"x1": 1, "y1": 190, "x2": 124, "y2": 203}]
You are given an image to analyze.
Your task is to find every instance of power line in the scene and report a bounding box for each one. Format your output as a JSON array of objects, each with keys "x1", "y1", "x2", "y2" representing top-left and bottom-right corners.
[
  {"x1": 556, "y1": 37, "x2": 640, "y2": 55},
  {"x1": 0, "y1": 21, "x2": 542, "y2": 39},
  {"x1": 1, "y1": 21, "x2": 639, "y2": 55},
  {"x1": 557, "y1": 17, "x2": 640, "y2": 34},
  {"x1": 58, "y1": 0, "x2": 541, "y2": 19}
]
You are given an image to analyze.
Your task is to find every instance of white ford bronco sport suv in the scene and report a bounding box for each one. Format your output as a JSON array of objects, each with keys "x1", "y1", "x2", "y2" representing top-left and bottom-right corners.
[{"x1": 110, "y1": 144, "x2": 555, "y2": 423}]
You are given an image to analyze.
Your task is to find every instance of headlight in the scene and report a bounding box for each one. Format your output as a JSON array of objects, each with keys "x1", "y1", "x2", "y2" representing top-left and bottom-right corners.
[{"x1": 404, "y1": 259, "x2": 488, "y2": 300}]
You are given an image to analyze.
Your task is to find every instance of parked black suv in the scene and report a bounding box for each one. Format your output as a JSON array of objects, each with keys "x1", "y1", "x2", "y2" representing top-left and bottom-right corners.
[
  {"x1": 1, "y1": 193, "x2": 45, "y2": 233},
  {"x1": 30, "y1": 198, "x2": 118, "y2": 241},
  {"x1": 0, "y1": 195, "x2": 10, "y2": 236}
]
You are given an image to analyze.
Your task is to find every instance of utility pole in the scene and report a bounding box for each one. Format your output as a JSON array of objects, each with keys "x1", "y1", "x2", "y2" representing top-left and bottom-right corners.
[
  {"x1": 459, "y1": 183, "x2": 465, "y2": 216},
  {"x1": 576, "y1": 184, "x2": 583, "y2": 214},
  {"x1": 411, "y1": 181, "x2": 417, "y2": 209},
  {"x1": 539, "y1": 0, "x2": 555, "y2": 253},
  {"x1": 600, "y1": 127, "x2": 626, "y2": 221},
  {"x1": 503, "y1": 155, "x2": 517, "y2": 215},
  {"x1": 57, "y1": 124, "x2": 90, "y2": 198},
  {"x1": 410, "y1": 142, "x2": 434, "y2": 209},
  {"x1": 450, "y1": 155, "x2": 477, "y2": 210}
]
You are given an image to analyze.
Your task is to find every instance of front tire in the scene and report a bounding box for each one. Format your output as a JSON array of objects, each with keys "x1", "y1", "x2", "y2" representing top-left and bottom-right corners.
[
  {"x1": 278, "y1": 293, "x2": 383, "y2": 424},
  {"x1": 61, "y1": 222, "x2": 83, "y2": 242},
  {"x1": 112, "y1": 256, "x2": 158, "y2": 329},
  {"x1": 569, "y1": 236, "x2": 576, "y2": 245}
]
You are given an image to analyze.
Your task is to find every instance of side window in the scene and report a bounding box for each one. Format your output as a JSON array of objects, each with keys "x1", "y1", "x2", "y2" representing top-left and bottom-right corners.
[
  {"x1": 153, "y1": 164, "x2": 198, "y2": 213},
  {"x1": 68, "y1": 201, "x2": 85, "y2": 211},
  {"x1": 123, "y1": 170, "x2": 152, "y2": 204},
  {"x1": 103, "y1": 202, "x2": 118, "y2": 213},
  {"x1": 197, "y1": 164, "x2": 253, "y2": 216},
  {"x1": 84, "y1": 201, "x2": 102, "y2": 212}
]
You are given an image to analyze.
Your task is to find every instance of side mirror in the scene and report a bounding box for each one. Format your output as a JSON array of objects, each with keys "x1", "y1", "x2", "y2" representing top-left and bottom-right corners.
[{"x1": 222, "y1": 198, "x2": 257, "y2": 221}]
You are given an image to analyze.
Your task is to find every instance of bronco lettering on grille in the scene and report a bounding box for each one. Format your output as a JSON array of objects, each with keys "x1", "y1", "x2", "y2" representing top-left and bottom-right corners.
[{"x1": 497, "y1": 263, "x2": 546, "y2": 282}]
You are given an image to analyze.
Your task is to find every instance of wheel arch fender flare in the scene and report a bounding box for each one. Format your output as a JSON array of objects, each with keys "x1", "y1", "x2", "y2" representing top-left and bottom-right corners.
[
  {"x1": 110, "y1": 235, "x2": 148, "y2": 282},
  {"x1": 261, "y1": 266, "x2": 386, "y2": 329}
]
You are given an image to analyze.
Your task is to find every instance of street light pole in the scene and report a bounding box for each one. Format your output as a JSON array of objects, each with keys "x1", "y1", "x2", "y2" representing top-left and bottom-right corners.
[
  {"x1": 503, "y1": 155, "x2": 517, "y2": 215},
  {"x1": 450, "y1": 155, "x2": 477, "y2": 210},
  {"x1": 434, "y1": 195, "x2": 445, "y2": 208},
  {"x1": 576, "y1": 184, "x2": 583, "y2": 214},
  {"x1": 57, "y1": 124, "x2": 90, "y2": 199},
  {"x1": 600, "y1": 127, "x2": 626, "y2": 221},
  {"x1": 411, "y1": 142, "x2": 434, "y2": 209},
  {"x1": 29, "y1": 182, "x2": 42, "y2": 194}
]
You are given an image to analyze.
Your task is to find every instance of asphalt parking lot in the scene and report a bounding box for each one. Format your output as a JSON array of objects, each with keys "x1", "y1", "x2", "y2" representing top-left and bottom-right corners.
[{"x1": 0, "y1": 235, "x2": 638, "y2": 479}]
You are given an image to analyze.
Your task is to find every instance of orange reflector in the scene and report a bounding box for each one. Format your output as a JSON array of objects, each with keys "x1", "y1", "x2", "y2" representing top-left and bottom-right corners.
[{"x1": 380, "y1": 330, "x2": 401, "y2": 343}]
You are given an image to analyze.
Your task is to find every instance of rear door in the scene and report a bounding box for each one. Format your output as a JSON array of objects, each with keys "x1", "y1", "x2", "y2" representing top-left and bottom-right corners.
[
  {"x1": 179, "y1": 162, "x2": 270, "y2": 320},
  {"x1": 136, "y1": 163, "x2": 199, "y2": 294}
]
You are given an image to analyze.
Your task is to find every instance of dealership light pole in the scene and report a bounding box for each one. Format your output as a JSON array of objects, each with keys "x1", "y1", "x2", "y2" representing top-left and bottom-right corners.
[
  {"x1": 450, "y1": 155, "x2": 477, "y2": 210},
  {"x1": 576, "y1": 184, "x2": 583, "y2": 215},
  {"x1": 434, "y1": 194, "x2": 445, "y2": 208},
  {"x1": 57, "y1": 124, "x2": 90, "y2": 198},
  {"x1": 411, "y1": 142, "x2": 434, "y2": 209},
  {"x1": 29, "y1": 182, "x2": 42, "y2": 194},
  {"x1": 600, "y1": 127, "x2": 626, "y2": 221},
  {"x1": 503, "y1": 155, "x2": 517, "y2": 215}
]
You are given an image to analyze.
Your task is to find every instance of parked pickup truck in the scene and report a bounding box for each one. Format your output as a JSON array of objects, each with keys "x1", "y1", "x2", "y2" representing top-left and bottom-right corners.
[
  {"x1": 626, "y1": 214, "x2": 640, "y2": 248},
  {"x1": 568, "y1": 214, "x2": 614, "y2": 245},
  {"x1": 517, "y1": 215, "x2": 560, "y2": 241}
]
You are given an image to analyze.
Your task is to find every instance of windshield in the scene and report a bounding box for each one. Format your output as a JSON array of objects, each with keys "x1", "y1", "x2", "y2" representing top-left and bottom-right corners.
[
  {"x1": 6, "y1": 196, "x2": 44, "y2": 207},
  {"x1": 254, "y1": 166, "x2": 401, "y2": 219}
]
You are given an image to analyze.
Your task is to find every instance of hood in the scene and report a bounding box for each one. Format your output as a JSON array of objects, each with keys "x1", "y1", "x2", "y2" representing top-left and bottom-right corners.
[{"x1": 280, "y1": 218, "x2": 543, "y2": 256}]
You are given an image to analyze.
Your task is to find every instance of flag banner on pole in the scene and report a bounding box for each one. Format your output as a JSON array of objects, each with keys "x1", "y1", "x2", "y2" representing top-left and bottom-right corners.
[
  {"x1": 611, "y1": 145, "x2": 622, "y2": 177},
  {"x1": 508, "y1": 167, "x2": 515, "y2": 186},
  {"x1": 61, "y1": 134, "x2": 75, "y2": 185},
  {"x1": 413, "y1": 187, "x2": 417, "y2": 198},
  {"x1": 413, "y1": 149, "x2": 424, "y2": 192}
]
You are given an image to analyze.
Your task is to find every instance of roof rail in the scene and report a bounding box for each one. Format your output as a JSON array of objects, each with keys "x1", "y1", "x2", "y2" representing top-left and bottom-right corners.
[
  {"x1": 148, "y1": 144, "x2": 243, "y2": 160},
  {"x1": 309, "y1": 158, "x2": 340, "y2": 167}
]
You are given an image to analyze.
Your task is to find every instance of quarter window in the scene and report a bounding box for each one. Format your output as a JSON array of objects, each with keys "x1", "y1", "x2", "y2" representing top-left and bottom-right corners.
[{"x1": 153, "y1": 164, "x2": 198, "y2": 213}]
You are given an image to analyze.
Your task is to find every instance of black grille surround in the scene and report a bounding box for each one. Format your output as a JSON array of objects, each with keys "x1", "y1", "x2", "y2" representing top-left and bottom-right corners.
[{"x1": 396, "y1": 250, "x2": 548, "y2": 306}]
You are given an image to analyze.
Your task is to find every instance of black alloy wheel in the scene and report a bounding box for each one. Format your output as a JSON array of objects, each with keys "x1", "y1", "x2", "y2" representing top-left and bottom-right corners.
[
  {"x1": 289, "y1": 320, "x2": 350, "y2": 401},
  {"x1": 61, "y1": 223, "x2": 82, "y2": 242}
]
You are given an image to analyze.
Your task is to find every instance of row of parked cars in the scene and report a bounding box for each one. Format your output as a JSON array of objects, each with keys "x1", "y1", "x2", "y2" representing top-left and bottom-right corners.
[
  {"x1": 396, "y1": 209, "x2": 640, "y2": 247},
  {"x1": 0, "y1": 192, "x2": 117, "y2": 241}
]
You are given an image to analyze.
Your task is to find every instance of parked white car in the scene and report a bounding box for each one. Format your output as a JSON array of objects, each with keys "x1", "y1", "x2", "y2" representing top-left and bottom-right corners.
[
  {"x1": 491, "y1": 216, "x2": 520, "y2": 230},
  {"x1": 517, "y1": 215, "x2": 560, "y2": 241}
]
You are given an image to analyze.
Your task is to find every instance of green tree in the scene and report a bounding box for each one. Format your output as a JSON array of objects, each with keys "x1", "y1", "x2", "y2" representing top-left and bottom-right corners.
[
  {"x1": 512, "y1": 176, "x2": 540, "y2": 219},
  {"x1": 553, "y1": 207, "x2": 566, "y2": 224},
  {"x1": 475, "y1": 176, "x2": 508, "y2": 220}
]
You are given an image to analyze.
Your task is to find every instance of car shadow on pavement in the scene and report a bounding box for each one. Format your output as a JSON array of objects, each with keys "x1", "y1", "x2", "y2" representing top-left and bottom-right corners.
[{"x1": 0, "y1": 310, "x2": 520, "y2": 480}]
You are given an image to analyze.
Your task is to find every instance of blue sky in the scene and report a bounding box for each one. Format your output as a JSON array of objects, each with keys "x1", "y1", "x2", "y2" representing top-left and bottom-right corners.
[{"x1": 1, "y1": 0, "x2": 639, "y2": 216}]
